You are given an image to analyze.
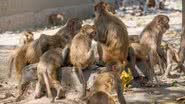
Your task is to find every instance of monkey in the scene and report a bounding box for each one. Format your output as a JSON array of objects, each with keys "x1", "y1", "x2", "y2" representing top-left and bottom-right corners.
[
  {"x1": 87, "y1": 91, "x2": 115, "y2": 104},
  {"x1": 19, "y1": 31, "x2": 34, "y2": 46},
  {"x1": 162, "y1": 43, "x2": 182, "y2": 78},
  {"x1": 8, "y1": 18, "x2": 82, "y2": 83},
  {"x1": 89, "y1": 63, "x2": 126, "y2": 104},
  {"x1": 139, "y1": 15, "x2": 170, "y2": 85},
  {"x1": 34, "y1": 47, "x2": 69, "y2": 102},
  {"x1": 49, "y1": 13, "x2": 65, "y2": 26},
  {"x1": 69, "y1": 24, "x2": 96, "y2": 98},
  {"x1": 8, "y1": 31, "x2": 34, "y2": 78},
  {"x1": 94, "y1": 1, "x2": 129, "y2": 69}
]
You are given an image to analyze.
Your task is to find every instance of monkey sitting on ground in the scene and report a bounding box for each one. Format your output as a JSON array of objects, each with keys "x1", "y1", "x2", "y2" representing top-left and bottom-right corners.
[
  {"x1": 87, "y1": 91, "x2": 115, "y2": 104},
  {"x1": 34, "y1": 47, "x2": 69, "y2": 102},
  {"x1": 49, "y1": 13, "x2": 65, "y2": 26},
  {"x1": 139, "y1": 15, "x2": 170, "y2": 85},
  {"x1": 94, "y1": 1, "x2": 129, "y2": 70},
  {"x1": 69, "y1": 24, "x2": 96, "y2": 98},
  {"x1": 19, "y1": 31, "x2": 34, "y2": 47},
  {"x1": 162, "y1": 43, "x2": 181, "y2": 78},
  {"x1": 8, "y1": 18, "x2": 82, "y2": 83}
]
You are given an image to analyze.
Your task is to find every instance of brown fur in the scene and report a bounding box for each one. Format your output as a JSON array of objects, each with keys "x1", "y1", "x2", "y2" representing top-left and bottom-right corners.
[
  {"x1": 140, "y1": 15, "x2": 170, "y2": 84},
  {"x1": 128, "y1": 43, "x2": 157, "y2": 81},
  {"x1": 8, "y1": 18, "x2": 82, "y2": 81},
  {"x1": 35, "y1": 48, "x2": 67, "y2": 102},
  {"x1": 19, "y1": 31, "x2": 34, "y2": 46},
  {"x1": 87, "y1": 91, "x2": 115, "y2": 104},
  {"x1": 49, "y1": 13, "x2": 65, "y2": 25},
  {"x1": 94, "y1": 1, "x2": 129, "y2": 67},
  {"x1": 89, "y1": 64, "x2": 126, "y2": 104},
  {"x1": 69, "y1": 25, "x2": 96, "y2": 97}
]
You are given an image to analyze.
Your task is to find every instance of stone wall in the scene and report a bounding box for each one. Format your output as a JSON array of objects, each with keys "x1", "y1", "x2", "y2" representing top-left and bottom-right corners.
[{"x1": 0, "y1": 0, "x2": 94, "y2": 32}]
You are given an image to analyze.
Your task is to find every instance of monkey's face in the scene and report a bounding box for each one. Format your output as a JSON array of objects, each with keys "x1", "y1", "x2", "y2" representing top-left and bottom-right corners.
[
  {"x1": 94, "y1": 2, "x2": 107, "y2": 14},
  {"x1": 154, "y1": 15, "x2": 170, "y2": 34},
  {"x1": 106, "y1": 4, "x2": 116, "y2": 14},
  {"x1": 81, "y1": 25, "x2": 96, "y2": 38},
  {"x1": 57, "y1": 14, "x2": 64, "y2": 21},
  {"x1": 23, "y1": 32, "x2": 33, "y2": 43}
]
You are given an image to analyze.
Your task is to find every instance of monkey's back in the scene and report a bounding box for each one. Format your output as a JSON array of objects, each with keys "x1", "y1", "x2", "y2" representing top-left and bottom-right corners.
[{"x1": 70, "y1": 32, "x2": 95, "y2": 68}]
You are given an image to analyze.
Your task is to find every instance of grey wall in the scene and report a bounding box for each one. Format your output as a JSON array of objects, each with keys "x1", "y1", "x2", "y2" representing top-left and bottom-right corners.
[{"x1": 0, "y1": 0, "x2": 94, "y2": 32}]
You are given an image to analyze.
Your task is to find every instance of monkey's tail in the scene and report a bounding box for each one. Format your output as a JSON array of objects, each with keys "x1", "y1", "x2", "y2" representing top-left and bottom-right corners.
[{"x1": 8, "y1": 54, "x2": 15, "y2": 78}]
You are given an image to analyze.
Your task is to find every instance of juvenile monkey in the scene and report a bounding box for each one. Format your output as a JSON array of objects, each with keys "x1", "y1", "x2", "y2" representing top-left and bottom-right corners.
[
  {"x1": 69, "y1": 24, "x2": 96, "y2": 97},
  {"x1": 35, "y1": 47, "x2": 69, "y2": 102},
  {"x1": 49, "y1": 13, "x2": 65, "y2": 25},
  {"x1": 19, "y1": 31, "x2": 34, "y2": 46},
  {"x1": 8, "y1": 18, "x2": 82, "y2": 82},
  {"x1": 163, "y1": 44, "x2": 181, "y2": 78},
  {"x1": 87, "y1": 91, "x2": 115, "y2": 104},
  {"x1": 94, "y1": 1, "x2": 129, "y2": 69},
  {"x1": 89, "y1": 63, "x2": 126, "y2": 104}
]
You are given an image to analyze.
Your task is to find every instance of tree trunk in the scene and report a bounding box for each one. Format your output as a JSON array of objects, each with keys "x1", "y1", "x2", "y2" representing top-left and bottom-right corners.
[
  {"x1": 183, "y1": 0, "x2": 185, "y2": 27},
  {"x1": 177, "y1": 0, "x2": 185, "y2": 74},
  {"x1": 179, "y1": 0, "x2": 185, "y2": 62}
]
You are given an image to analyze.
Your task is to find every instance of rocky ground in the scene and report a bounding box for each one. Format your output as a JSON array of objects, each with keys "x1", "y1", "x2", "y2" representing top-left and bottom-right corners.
[{"x1": 0, "y1": 1, "x2": 185, "y2": 104}]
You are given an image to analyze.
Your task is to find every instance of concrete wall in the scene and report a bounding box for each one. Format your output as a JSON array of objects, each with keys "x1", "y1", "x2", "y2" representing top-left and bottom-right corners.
[{"x1": 0, "y1": 0, "x2": 94, "y2": 32}]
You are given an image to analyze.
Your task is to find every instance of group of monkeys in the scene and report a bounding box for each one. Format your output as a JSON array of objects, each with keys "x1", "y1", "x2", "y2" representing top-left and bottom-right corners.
[{"x1": 8, "y1": 1, "x2": 181, "y2": 104}]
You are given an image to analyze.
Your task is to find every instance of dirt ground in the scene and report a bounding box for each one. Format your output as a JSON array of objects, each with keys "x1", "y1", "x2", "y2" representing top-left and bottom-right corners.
[{"x1": 0, "y1": 1, "x2": 185, "y2": 104}]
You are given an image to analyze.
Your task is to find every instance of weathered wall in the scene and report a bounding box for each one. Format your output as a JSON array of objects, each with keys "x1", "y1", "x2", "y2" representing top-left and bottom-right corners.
[{"x1": 0, "y1": 0, "x2": 94, "y2": 32}]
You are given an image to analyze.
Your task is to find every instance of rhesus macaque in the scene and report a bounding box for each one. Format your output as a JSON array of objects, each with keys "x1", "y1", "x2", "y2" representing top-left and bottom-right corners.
[
  {"x1": 69, "y1": 24, "x2": 96, "y2": 97},
  {"x1": 140, "y1": 15, "x2": 170, "y2": 84},
  {"x1": 89, "y1": 63, "x2": 126, "y2": 104},
  {"x1": 87, "y1": 91, "x2": 115, "y2": 104},
  {"x1": 35, "y1": 47, "x2": 69, "y2": 102},
  {"x1": 8, "y1": 31, "x2": 34, "y2": 78},
  {"x1": 163, "y1": 44, "x2": 181, "y2": 78},
  {"x1": 94, "y1": 1, "x2": 129, "y2": 69},
  {"x1": 49, "y1": 13, "x2": 65, "y2": 26},
  {"x1": 19, "y1": 31, "x2": 34, "y2": 46},
  {"x1": 8, "y1": 18, "x2": 82, "y2": 82}
]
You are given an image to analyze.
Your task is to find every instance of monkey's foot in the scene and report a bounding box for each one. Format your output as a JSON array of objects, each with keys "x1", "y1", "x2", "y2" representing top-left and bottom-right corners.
[{"x1": 55, "y1": 89, "x2": 66, "y2": 100}]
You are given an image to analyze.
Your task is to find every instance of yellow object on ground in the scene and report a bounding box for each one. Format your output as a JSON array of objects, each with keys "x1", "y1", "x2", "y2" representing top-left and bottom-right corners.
[{"x1": 120, "y1": 67, "x2": 133, "y2": 90}]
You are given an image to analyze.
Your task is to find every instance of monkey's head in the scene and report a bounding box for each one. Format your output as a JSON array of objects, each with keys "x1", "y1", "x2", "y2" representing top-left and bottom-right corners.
[
  {"x1": 56, "y1": 13, "x2": 64, "y2": 21},
  {"x1": 81, "y1": 25, "x2": 96, "y2": 39},
  {"x1": 105, "y1": 3, "x2": 116, "y2": 14},
  {"x1": 153, "y1": 15, "x2": 170, "y2": 34},
  {"x1": 94, "y1": 1, "x2": 108, "y2": 14},
  {"x1": 66, "y1": 18, "x2": 82, "y2": 35},
  {"x1": 22, "y1": 31, "x2": 34, "y2": 43}
]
